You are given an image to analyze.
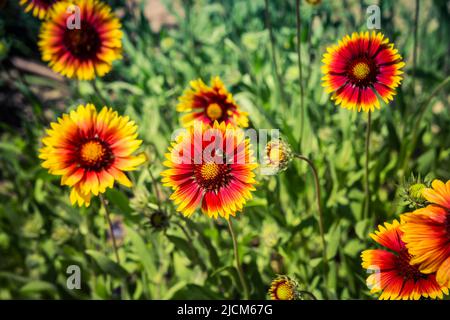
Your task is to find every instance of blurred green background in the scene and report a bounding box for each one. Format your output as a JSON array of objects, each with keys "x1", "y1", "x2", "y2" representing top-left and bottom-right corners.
[{"x1": 0, "y1": 0, "x2": 449, "y2": 299}]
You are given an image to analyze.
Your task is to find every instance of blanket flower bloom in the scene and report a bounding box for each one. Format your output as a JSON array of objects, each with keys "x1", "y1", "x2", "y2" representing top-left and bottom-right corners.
[
  {"x1": 39, "y1": 104, "x2": 146, "y2": 207},
  {"x1": 161, "y1": 121, "x2": 257, "y2": 219},
  {"x1": 38, "y1": 0, "x2": 122, "y2": 80},
  {"x1": 361, "y1": 220, "x2": 448, "y2": 300},
  {"x1": 177, "y1": 77, "x2": 249, "y2": 128},
  {"x1": 20, "y1": 0, "x2": 61, "y2": 19},
  {"x1": 268, "y1": 276, "x2": 298, "y2": 300},
  {"x1": 263, "y1": 139, "x2": 292, "y2": 174},
  {"x1": 322, "y1": 32, "x2": 405, "y2": 112},
  {"x1": 401, "y1": 179, "x2": 450, "y2": 287}
]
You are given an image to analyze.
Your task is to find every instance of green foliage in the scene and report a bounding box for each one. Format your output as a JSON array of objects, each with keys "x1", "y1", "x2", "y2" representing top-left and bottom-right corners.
[{"x1": 0, "y1": 0, "x2": 449, "y2": 300}]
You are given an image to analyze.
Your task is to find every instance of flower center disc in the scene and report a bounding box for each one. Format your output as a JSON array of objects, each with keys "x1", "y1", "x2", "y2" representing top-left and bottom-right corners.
[
  {"x1": 200, "y1": 163, "x2": 220, "y2": 180},
  {"x1": 275, "y1": 282, "x2": 294, "y2": 300},
  {"x1": 352, "y1": 62, "x2": 371, "y2": 80},
  {"x1": 206, "y1": 103, "x2": 223, "y2": 121},
  {"x1": 268, "y1": 147, "x2": 284, "y2": 164},
  {"x1": 396, "y1": 249, "x2": 424, "y2": 281},
  {"x1": 81, "y1": 141, "x2": 105, "y2": 164},
  {"x1": 63, "y1": 21, "x2": 101, "y2": 60}
]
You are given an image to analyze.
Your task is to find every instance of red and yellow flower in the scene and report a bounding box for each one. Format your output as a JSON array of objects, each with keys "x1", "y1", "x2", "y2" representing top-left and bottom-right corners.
[
  {"x1": 161, "y1": 121, "x2": 257, "y2": 219},
  {"x1": 268, "y1": 276, "x2": 298, "y2": 300},
  {"x1": 38, "y1": 0, "x2": 122, "y2": 80},
  {"x1": 401, "y1": 179, "x2": 450, "y2": 288},
  {"x1": 39, "y1": 104, "x2": 146, "y2": 207},
  {"x1": 322, "y1": 32, "x2": 405, "y2": 112},
  {"x1": 20, "y1": 0, "x2": 60, "y2": 19},
  {"x1": 177, "y1": 77, "x2": 249, "y2": 128},
  {"x1": 361, "y1": 220, "x2": 448, "y2": 300}
]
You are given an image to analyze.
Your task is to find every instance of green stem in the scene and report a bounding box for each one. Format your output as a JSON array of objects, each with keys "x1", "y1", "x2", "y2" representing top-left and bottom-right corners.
[
  {"x1": 295, "y1": 0, "x2": 305, "y2": 152},
  {"x1": 364, "y1": 111, "x2": 372, "y2": 219},
  {"x1": 227, "y1": 219, "x2": 249, "y2": 300},
  {"x1": 264, "y1": 0, "x2": 287, "y2": 109},
  {"x1": 412, "y1": 0, "x2": 420, "y2": 97},
  {"x1": 99, "y1": 194, "x2": 121, "y2": 264},
  {"x1": 293, "y1": 154, "x2": 328, "y2": 298},
  {"x1": 298, "y1": 290, "x2": 317, "y2": 300},
  {"x1": 92, "y1": 80, "x2": 108, "y2": 107},
  {"x1": 173, "y1": 220, "x2": 207, "y2": 271},
  {"x1": 147, "y1": 167, "x2": 162, "y2": 211}
]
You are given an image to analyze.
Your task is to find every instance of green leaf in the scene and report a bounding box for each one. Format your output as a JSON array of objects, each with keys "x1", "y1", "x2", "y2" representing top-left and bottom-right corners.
[
  {"x1": 85, "y1": 250, "x2": 128, "y2": 278},
  {"x1": 125, "y1": 226, "x2": 156, "y2": 276},
  {"x1": 326, "y1": 223, "x2": 341, "y2": 260},
  {"x1": 20, "y1": 281, "x2": 57, "y2": 295}
]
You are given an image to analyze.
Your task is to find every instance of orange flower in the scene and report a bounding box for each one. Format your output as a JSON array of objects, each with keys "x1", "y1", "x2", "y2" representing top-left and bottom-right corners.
[
  {"x1": 322, "y1": 32, "x2": 404, "y2": 112},
  {"x1": 161, "y1": 121, "x2": 257, "y2": 219},
  {"x1": 39, "y1": 104, "x2": 146, "y2": 206},
  {"x1": 20, "y1": 0, "x2": 61, "y2": 19},
  {"x1": 268, "y1": 276, "x2": 298, "y2": 300},
  {"x1": 177, "y1": 77, "x2": 248, "y2": 128},
  {"x1": 361, "y1": 220, "x2": 448, "y2": 300},
  {"x1": 401, "y1": 179, "x2": 450, "y2": 287},
  {"x1": 38, "y1": 0, "x2": 122, "y2": 80}
]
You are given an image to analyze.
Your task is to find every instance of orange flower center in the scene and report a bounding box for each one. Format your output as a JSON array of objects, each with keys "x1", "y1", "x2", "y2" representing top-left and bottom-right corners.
[
  {"x1": 200, "y1": 163, "x2": 220, "y2": 180},
  {"x1": 352, "y1": 62, "x2": 371, "y2": 80},
  {"x1": 274, "y1": 281, "x2": 295, "y2": 300},
  {"x1": 63, "y1": 21, "x2": 101, "y2": 59},
  {"x1": 206, "y1": 103, "x2": 223, "y2": 121},
  {"x1": 80, "y1": 141, "x2": 105, "y2": 164}
]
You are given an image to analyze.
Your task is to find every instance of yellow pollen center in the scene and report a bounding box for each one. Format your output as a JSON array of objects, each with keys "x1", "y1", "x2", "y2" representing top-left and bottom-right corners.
[
  {"x1": 276, "y1": 282, "x2": 294, "y2": 300},
  {"x1": 206, "y1": 103, "x2": 223, "y2": 121},
  {"x1": 352, "y1": 62, "x2": 370, "y2": 80},
  {"x1": 200, "y1": 163, "x2": 220, "y2": 180},
  {"x1": 80, "y1": 141, "x2": 104, "y2": 163},
  {"x1": 268, "y1": 147, "x2": 285, "y2": 164}
]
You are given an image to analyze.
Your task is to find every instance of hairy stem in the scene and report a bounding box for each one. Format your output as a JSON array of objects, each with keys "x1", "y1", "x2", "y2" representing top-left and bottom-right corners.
[
  {"x1": 364, "y1": 111, "x2": 372, "y2": 219},
  {"x1": 294, "y1": 154, "x2": 328, "y2": 297},
  {"x1": 100, "y1": 194, "x2": 121, "y2": 264},
  {"x1": 296, "y1": 0, "x2": 305, "y2": 152},
  {"x1": 227, "y1": 219, "x2": 249, "y2": 300}
]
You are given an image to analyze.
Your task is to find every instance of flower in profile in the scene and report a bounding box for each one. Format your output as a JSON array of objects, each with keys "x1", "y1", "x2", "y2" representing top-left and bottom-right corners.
[
  {"x1": 361, "y1": 220, "x2": 448, "y2": 300},
  {"x1": 20, "y1": 0, "x2": 60, "y2": 19},
  {"x1": 401, "y1": 179, "x2": 450, "y2": 287},
  {"x1": 161, "y1": 121, "x2": 257, "y2": 219},
  {"x1": 263, "y1": 139, "x2": 292, "y2": 174},
  {"x1": 400, "y1": 174, "x2": 429, "y2": 209},
  {"x1": 38, "y1": 0, "x2": 122, "y2": 80},
  {"x1": 322, "y1": 32, "x2": 405, "y2": 112},
  {"x1": 268, "y1": 275, "x2": 298, "y2": 300},
  {"x1": 39, "y1": 104, "x2": 146, "y2": 207},
  {"x1": 177, "y1": 76, "x2": 249, "y2": 128}
]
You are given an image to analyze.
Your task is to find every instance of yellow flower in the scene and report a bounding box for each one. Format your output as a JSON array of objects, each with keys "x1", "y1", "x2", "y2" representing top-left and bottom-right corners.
[
  {"x1": 20, "y1": 0, "x2": 61, "y2": 19},
  {"x1": 38, "y1": 0, "x2": 122, "y2": 80},
  {"x1": 268, "y1": 275, "x2": 298, "y2": 300},
  {"x1": 401, "y1": 180, "x2": 450, "y2": 287},
  {"x1": 161, "y1": 121, "x2": 257, "y2": 219},
  {"x1": 322, "y1": 32, "x2": 404, "y2": 112},
  {"x1": 263, "y1": 139, "x2": 292, "y2": 174},
  {"x1": 39, "y1": 104, "x2": 146, "y2": 207},
  {"x1": 177, "y1": 76, "x2": 249, "y2": 128}
]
